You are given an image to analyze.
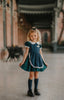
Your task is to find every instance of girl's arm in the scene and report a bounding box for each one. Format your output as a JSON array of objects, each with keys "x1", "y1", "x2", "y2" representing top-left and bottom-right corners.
[
  {"x1": 19, "y1": 47, "x2": 29, "y2": 66},
  {"x1": 40, "y1": 48, "x2": 48, "y2": 66}
]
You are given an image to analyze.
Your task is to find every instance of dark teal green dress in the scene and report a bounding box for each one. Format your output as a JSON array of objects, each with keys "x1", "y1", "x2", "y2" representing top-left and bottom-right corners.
[{"x1": 20, "y1": 41, "x2": 47, "y2": 72}]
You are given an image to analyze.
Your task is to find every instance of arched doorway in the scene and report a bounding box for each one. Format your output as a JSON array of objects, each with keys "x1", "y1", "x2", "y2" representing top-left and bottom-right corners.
[{"x1": 43, "y1": 32, "x2": 48, "y2": 43}]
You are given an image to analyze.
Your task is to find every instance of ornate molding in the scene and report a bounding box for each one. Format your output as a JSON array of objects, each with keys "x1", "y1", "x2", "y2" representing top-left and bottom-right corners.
[
  {"x1": 18, "y1": 4, "x2": 56, "y2": 9},
  {"x1": 18, "y1": 3, "x2": 56, "y2": 14},
  {"x1": 18, "y1": 10, "x2": 53, "y2": 14}
]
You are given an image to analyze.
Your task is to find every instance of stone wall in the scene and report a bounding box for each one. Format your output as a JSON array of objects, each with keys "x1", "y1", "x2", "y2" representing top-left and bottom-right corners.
[
  {"x1": 0, "y1": 0, "x2": 31, "y2": 49},
  {"x1": 0, "y1": 6, "x2": 3, "y2": 49}
]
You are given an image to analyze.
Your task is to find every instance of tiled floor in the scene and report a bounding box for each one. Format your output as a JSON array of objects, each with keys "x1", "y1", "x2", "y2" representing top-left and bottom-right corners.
[{"x1": 0, "y1": 52, "x2": 64, "y2": 100}]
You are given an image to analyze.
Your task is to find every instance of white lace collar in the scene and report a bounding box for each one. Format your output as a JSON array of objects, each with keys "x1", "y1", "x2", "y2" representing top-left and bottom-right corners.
[{"x1": 29, "y1": 41, "x2": 39, "y2": 44}]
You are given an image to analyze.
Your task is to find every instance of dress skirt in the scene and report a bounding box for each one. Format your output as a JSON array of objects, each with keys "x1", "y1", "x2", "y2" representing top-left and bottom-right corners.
[{"x1": 20, "y1": 55, "x2": 47, "y2": 72}]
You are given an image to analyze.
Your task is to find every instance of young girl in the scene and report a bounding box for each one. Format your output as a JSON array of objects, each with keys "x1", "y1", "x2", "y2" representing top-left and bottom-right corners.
[{"x1": 19, "y1": 27, "x2": 47, "y2": 97}]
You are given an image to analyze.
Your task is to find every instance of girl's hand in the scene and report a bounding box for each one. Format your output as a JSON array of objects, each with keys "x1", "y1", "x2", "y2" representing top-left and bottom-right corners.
[
  {"x1": 45, "y1": 63, "x2": 48, "y2": 67},
  {"x1": 19, "y1": 62, "x2": 24, "y2": 67},
  {"x1": 43, "y1": 61, "x2": 48, "y2": 67}
]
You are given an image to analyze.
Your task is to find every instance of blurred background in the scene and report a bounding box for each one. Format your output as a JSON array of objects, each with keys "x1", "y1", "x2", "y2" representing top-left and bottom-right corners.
[
  {"x1": 0, "y1": 0, "x2": 64, "y2": 60},
  {"x1": 0, "y1": 1, "x2": 64, "y2": 100}
]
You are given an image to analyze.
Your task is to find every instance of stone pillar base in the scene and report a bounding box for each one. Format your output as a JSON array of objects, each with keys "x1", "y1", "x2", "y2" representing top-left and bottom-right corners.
[{"x1": 52, "y1": 42, "x2": 57, "y2": 52}]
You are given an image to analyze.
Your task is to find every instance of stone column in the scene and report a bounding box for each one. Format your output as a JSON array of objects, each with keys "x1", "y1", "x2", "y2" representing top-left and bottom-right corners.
[
  {"x1": 52, "y1": 0, "x2": 63, "y2": 52},
  {"x1": 2, "y1": 0, "x2": 7, "y2": 48},
  {"x1": 10, "y1": 0, "x2": 13, "y2": 46},
  {"x1": 53, "y1": 11, "x2": 58, "y2": 52}
]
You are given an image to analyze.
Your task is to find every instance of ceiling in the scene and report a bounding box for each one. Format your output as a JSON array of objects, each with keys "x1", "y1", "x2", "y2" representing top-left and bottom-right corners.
[
  {"x1": 16, "y1": 0, "x2": 57, "y2": 29},
  {"x1": 16, "y1": 0, "x2": 57, "y2": 14},
  {"x1": 16, "y1": 0, "x2": 57, "y2": 5},
  {"x1": 24, "y1": 13, "x2": 53, "y2": 29}
]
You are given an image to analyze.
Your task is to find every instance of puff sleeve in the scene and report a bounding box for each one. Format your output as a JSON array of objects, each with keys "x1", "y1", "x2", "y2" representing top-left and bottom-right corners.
[
  {"x1": 24, "y1": 41, "x2": 31, "y2": 48},
  {"x1": 39, "y1": 44, "x2": 42, "y2": 48}
]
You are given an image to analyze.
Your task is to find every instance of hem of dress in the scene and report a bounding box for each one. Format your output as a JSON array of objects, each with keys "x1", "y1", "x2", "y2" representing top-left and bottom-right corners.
[{"x1": 20, "y1": 66, "x2": 47, "y2": 72}]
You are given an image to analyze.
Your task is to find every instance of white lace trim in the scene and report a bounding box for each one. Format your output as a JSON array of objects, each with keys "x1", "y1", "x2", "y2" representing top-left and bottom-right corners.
[
  {"x1": 29, "y1": 41, "x2": 40, "y2": 44},
  {"x1": 29, "y1": 53, "x2": 44, "y2": 69},
  {"x1": 25, "y1": 46, "x2": 30, "y2": 48}
]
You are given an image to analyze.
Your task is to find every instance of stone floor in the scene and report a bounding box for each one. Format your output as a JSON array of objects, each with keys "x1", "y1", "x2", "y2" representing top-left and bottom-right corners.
[{"x1": 0, "y1": 52, "x2": 64, "y2": 100}]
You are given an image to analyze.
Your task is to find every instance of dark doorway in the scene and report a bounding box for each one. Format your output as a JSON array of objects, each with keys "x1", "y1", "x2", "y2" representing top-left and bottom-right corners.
[{"x1": 44, "y1": 32, "x2": 48, "y2": 43}]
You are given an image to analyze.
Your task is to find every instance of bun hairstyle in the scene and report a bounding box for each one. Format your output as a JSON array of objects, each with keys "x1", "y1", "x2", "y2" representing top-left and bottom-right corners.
[
  {"x1": 27, "y1": 27, "x2": 41, "y2": 43},
  {"x1": 32, "y1": 26, "x2": 36, "y2": 30}
]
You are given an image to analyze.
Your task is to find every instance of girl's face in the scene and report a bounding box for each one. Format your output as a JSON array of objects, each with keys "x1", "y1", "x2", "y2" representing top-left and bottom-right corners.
[{"x1": 29, "y1": 32, "x2": 38, "y2": 42}]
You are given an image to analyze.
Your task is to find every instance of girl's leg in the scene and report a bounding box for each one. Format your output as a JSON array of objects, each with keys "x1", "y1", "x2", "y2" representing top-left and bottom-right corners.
[
  {"x1": 29, "y1": 71, "x2": 34, "y2": 80},
  {"x1": 34, "y1": 71, "x2": 39, "y2": 90},
  {"x1": 27, "y1": 72, "x2": 34, "y2": 97},
  {"x1": 34, "y1": 71, "x2": 40, "y2": 95},
  {"x1": 34, "y1": 71, "x2": 39, "y2": 79},
  {"x1": 28, "y1": 72, "x2": 34, "y2": 90}
]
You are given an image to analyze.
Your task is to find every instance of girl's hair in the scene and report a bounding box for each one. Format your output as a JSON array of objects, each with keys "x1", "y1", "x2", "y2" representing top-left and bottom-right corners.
[{"x1": 27, "y1": 27, "x2": 41, "y2": 43}]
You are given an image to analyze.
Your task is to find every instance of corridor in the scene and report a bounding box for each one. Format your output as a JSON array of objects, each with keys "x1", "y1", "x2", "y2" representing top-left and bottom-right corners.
[{"x1": 0, "y1": 52, "x2": 64, "y2": 100}]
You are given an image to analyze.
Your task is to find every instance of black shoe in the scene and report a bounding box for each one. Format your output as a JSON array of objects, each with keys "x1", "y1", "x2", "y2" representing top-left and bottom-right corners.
[
  {"x1": 34, "y1": 89, "x2": 40, "y2": 96},
  {"x1": 27, "y1": 90, "x2": 34, "y2": 97}
]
